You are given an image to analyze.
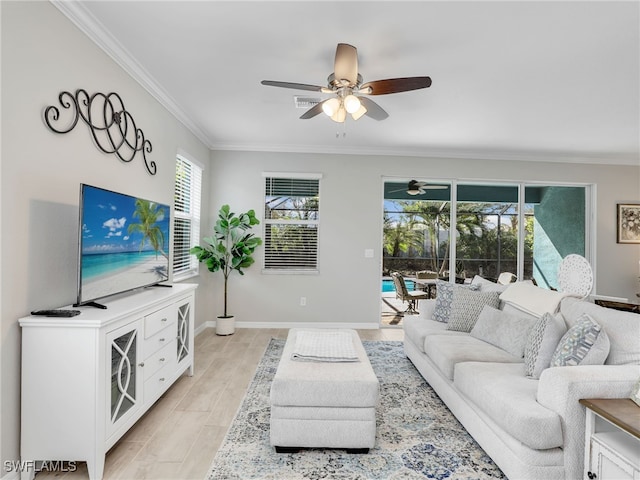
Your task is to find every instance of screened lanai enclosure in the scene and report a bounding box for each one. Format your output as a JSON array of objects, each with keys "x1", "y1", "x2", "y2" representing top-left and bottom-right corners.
[{"x1": 382, "y1": 180, "x2": 588, "y2": 290}]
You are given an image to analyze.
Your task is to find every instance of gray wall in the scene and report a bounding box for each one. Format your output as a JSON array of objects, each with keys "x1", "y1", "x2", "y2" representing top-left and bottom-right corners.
[
  {"x1": 1, "y1": 1, "x2": 210, "y2": 469},
  {"x1": 206, "y1": 150, "x2": 640, "y2": 328},
  {"x1": 2, "y1": 0, "x2": 639, "y2": 474}
]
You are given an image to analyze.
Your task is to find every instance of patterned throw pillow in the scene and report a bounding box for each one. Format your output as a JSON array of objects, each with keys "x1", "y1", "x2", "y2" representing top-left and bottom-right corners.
[
  {"x1": 446, "y1": 289, "x2": 501, "y2": 332},
  {"x1": 432, "y1": 280, "x2": 479, "y2": 323},
  {"x1": 550, "y1": 314, "x2": 610, "y2": 367},
  {"x1": 524, "y1": 312, "x2": 567, "y2": 379}
]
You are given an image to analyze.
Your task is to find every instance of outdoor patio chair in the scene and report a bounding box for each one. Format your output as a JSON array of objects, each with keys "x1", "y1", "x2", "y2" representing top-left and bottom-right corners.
[{"x1": 391, "y1": 272, "x2": 429, "y2": 314}]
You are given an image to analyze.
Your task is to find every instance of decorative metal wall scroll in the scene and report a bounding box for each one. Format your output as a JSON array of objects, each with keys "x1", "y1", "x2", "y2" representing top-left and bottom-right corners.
[{"x1": 44, "y1": 89, "x2": 156, "y2": 175}]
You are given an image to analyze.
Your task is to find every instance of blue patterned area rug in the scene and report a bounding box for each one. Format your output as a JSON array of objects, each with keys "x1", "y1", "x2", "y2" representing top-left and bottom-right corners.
[{"x1": 205, "y1": 339, "x2": 506, "y2": 480}]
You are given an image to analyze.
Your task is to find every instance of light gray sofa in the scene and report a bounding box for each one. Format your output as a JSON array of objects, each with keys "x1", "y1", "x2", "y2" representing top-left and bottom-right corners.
[{"x1": 403, "y1": 282, "x2": 640, "y2": 480}]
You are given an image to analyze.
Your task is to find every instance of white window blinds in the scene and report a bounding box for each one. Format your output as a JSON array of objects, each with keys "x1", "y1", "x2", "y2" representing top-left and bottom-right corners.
[
  {"x1": 263, "y1": 173, "x2": 321, "y2": 273},
  {"x1": 173, "y1": 154, "x2": 202, "y2": 279}
]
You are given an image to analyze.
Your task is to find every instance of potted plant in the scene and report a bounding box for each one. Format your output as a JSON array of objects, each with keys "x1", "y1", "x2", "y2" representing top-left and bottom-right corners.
[{"x1": 191, "y1": 204, "x2": 262, "y2": 335}]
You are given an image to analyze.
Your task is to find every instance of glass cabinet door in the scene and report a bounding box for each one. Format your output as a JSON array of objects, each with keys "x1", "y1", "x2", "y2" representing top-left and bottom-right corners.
[
  {"x1": 108, "y1": 321, "x2": 141, "y2": 426},
  {"x1": 176, "y1": 302, "x2": 190, "y2": 363}
]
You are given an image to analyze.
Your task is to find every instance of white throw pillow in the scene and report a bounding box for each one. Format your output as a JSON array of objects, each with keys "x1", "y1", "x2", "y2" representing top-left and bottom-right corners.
[
  {"x1": 471, "y1": 275, "x2": 510, "y2": 293},
  {"x1": 550, "y1": 313, "x2": 610, "y2": 367},
  {"x1": 500, "y1": 283, "x2": 570, "y2": 318},
  {"x1": 447, "y1": 289, "x2": 501, "y2": 332},
  {"x1": 524, "y1": 312, "x2": 567, "y2": 379},
  {"x1": 471, "y1": 306, "x2": 538, "y2": 357}
]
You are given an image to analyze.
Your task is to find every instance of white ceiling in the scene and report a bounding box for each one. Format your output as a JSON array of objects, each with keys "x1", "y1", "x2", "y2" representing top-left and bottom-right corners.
[{"x1": 55, "y1": 1, "x2": 639, "y2": 165}]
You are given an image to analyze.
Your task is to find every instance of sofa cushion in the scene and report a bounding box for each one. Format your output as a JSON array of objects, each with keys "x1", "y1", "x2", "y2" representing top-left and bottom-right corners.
[
  {"x1": 500, "y1": 282, "x2": 570, "y2": 318},
  {"x1": 424, "y1": 334, "x2": 522, "y2": 380},
  {"x1": 471, "y1": 306, "x2": 538, "y2": 357},
  {"x1": 447, "y1": 289, "x2": 501, "y2": 332},
  {"x1": 402, "y1": 316, "x2": 467, "y2": 353},
  {"x1": 432, "y1": 280, "x2": 480, "y2": 323},
  {"x1": 524, "y1": 312, "x2": 567, "y2": 379},
  {"x1": 560, "y1": 297, "x2": 640, "y2": 365},
  {"x1": 550, "y1": 314, "x2": 610, "y2": 367},
  {"x1": 454, "y1": 362, "x2": 563, "y2": 450}
]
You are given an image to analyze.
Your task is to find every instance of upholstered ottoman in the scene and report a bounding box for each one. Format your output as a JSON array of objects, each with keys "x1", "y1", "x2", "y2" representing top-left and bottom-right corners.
[{"x1": 270, "y1": 328, "x2": 379, "y2": 453}]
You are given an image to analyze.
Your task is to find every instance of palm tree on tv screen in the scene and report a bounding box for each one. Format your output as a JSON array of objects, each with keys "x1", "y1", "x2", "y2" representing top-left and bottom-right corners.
[{"x1": 128, "y1": 199, "x2": 168, "y2": 259}]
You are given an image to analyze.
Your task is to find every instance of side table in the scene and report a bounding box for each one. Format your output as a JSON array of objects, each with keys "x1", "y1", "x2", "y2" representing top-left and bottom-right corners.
[{"x1": 579, "y1": 398, "x2": 640, "y2": 479}]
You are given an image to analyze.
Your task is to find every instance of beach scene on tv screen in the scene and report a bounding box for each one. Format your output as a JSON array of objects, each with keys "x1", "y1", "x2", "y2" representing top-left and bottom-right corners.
[{"x1": 80, "y1": 186, "x2": 170, "y2": 303}]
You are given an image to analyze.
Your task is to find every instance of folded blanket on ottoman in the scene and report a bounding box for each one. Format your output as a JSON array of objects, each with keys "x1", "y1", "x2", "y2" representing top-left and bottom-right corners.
[{"x1": 291, "y1": 330, "x2": 359, "y2": 362}]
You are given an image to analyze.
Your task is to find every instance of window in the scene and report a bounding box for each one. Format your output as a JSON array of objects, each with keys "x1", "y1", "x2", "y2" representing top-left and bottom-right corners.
[
  {"x1": 173, "y1": 153, "x2": 202, "y2": 280},
  {"x1": 263, "y1": 173, "x2": 321, "y2": 273}
]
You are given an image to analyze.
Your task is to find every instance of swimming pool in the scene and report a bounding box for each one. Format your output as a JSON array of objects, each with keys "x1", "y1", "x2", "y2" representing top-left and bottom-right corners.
[{"x1": 382, "y1": 278, "x2": 416, "y2": 292}]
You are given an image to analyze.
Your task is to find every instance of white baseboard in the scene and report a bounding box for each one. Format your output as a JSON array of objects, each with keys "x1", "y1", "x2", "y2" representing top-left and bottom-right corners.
[
  {"x1": 194, "y1": 321, "x2": 213, "y2": 336},
  {"x1": 195, "y1": 320, "x2": 380, "y2": 335}
]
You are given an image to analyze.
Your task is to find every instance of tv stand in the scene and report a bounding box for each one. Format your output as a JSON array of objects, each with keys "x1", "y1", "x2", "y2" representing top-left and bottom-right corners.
[
  {"x1": 19, "y1": 283, "x2": 197, "y2": 480},
  {"x1": 74, "y1": 301, "x2": 107, "y2": 309}
]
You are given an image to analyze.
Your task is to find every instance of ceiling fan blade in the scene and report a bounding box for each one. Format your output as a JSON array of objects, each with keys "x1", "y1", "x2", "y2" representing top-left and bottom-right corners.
[
  {"x1": 359, "y1": 96, "x2": 389, "y2": 121},
  {"x1": 334, "y1": 43, "x2": 358, "y2": 86},
  {"x1": 299, "y1": 101, "x2": 325, "y2": 119},
  {"x1": 423, "y1": 184, "x2": 448, "y2": 189},
  {"x1": 360, "y1": 76, "x2": 432, "y2": 95},
  {"x1": 261, "y1": 80, "x2": 325, "y2": 92}
]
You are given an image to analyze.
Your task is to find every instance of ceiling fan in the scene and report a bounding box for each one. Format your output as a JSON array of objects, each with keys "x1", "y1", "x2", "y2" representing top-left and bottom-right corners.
[
  {"x1": 389, "y1": 180, "x2": 449, "y2": 195},
  {"x1": 261, "y1": 43, "x2": 431, "y2": 123}
]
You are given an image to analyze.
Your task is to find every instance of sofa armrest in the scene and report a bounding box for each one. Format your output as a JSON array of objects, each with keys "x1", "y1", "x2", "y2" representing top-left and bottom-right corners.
[
  {"x1": 536, "y1": 365, "x2": 640, "y2": 479},
  {"x1": 418, "y1": 299, "x2": 436, "y2": 320}
]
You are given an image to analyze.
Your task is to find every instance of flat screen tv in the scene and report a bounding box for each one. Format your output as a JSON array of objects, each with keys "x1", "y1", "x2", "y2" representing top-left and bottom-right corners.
[{"x1": 76, "y1": 184, "x2": 170, "y2": 307}]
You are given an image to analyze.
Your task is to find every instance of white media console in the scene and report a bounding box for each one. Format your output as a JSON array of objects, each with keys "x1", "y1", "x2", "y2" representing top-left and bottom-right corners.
[{"x1": 19, "y1": 283, "x2": 197, "y2": 480}]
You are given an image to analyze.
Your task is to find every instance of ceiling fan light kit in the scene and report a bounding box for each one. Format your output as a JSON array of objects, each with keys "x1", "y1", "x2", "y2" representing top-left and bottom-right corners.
[{"x1": 261, "y1": 43, "x2": 431, "y2": 124}]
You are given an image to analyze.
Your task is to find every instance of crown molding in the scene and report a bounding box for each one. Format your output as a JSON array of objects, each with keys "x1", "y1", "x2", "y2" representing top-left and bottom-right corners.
[
  {"x1": 208, "y1": 141, "x2": 639, "y2": 166},
  {"x1": 50, "y1": 0, "x2": 214, "y2": 148}
]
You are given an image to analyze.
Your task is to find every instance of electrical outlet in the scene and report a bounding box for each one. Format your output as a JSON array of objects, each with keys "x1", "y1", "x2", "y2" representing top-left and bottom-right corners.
[{"x1": 300, "y1": 297, "x2": 307, "y2": 306}]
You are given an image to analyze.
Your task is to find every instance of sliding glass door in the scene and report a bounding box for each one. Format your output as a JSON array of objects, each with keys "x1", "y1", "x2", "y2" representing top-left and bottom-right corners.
[{"x1": 382, "y1": 179, "x2": 590, "y2": 288}]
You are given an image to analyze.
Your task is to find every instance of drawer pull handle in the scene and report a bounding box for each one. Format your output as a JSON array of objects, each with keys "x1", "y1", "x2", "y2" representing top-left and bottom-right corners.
[
  {"x1": 138, "y1": 362, "x2": 145, "y2": 367},
  {"x1": 587, "y1": 473, "x2": 597, "y2": 480},
  {"x1": 159, "y1": 338, "x2": 166, "y2": 342},
  {"x1": 160, "y1": 357, "x2": 165, "y2": 362},
  {"x1": 159, "y1": 377, "x2": 165, "y2": 382},
  {"x1": 161, "y1": 318, "x2": 167, "y2": 322}
]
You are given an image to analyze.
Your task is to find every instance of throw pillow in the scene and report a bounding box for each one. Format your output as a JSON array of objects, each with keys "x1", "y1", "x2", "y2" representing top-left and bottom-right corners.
[
  {"x1": 447, "y1": 289, "x2": 501, "y2": 332},
  {"x1": 499, "y1": 282, "x2": 569, "y2": 318},
  {"x1": 470, "y1": 305, "x2": 538, "y2": 357},
  {"x1": 524, "y1": 312, "x2": 567, "y2": 379},
  {"x1": 433, "y1": 280, "x2": 480, "y2": 323},
  {"x1": 550, "y1": 314, "x2": 610, "y2": 367}
]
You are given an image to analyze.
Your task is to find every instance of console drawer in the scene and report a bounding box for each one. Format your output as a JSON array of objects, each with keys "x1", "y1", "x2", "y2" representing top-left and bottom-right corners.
[
  {"x1": 144, "y1": 357, "x2": 177, "y2": 403},
  {"x1": 143, "y1": 340, "x2": 175, "y2": 381},
  {"x1": 144, "y1": 304, "x2": 176, "y2": 339}
]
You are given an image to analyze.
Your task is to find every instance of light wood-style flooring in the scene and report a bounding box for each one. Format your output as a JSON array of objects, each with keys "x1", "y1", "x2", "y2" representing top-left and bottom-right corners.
[{"x1": 36, "y1": 327, "x2": 404, "y2": 480}]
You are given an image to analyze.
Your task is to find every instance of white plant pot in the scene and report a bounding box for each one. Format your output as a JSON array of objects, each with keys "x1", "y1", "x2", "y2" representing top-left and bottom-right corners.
[{"x1": 216, "y1": 315, "x2": 235, "y2": 336}]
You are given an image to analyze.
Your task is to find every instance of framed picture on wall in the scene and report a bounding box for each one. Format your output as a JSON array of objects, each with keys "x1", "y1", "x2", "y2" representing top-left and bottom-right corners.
[{"x1": 617, "y1": 203, "x2": 640, "y2": 244}]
